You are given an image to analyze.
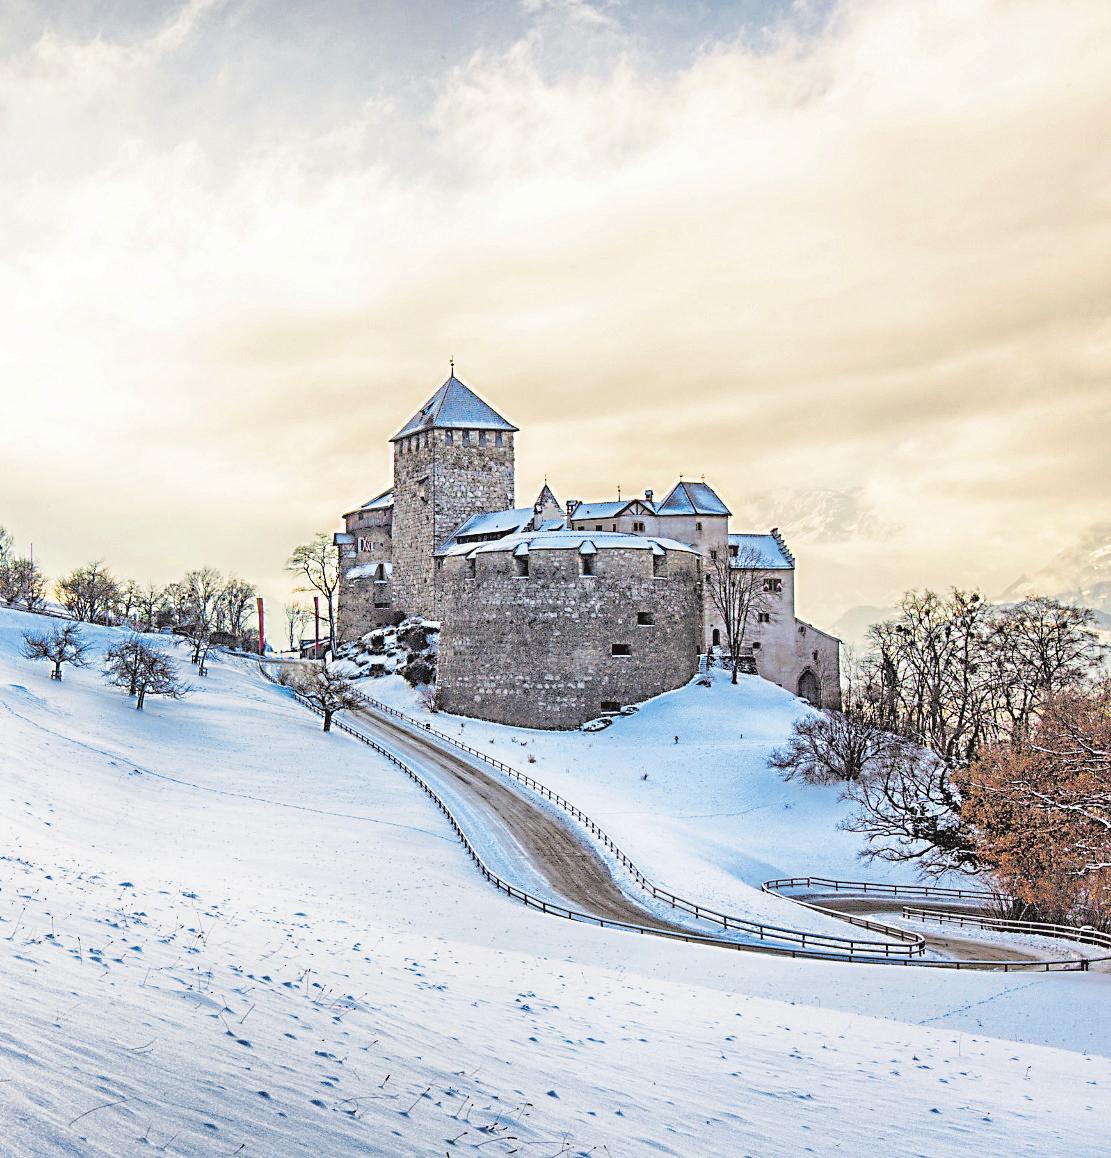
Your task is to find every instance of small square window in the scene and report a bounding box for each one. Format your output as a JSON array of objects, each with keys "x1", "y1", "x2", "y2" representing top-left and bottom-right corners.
[
  {"x1": 812, "y1": 649, "x2": 819, "y2": 662},
  {"x1": 596, "y1": 524, "x2": 603, "y2": 531},
  {"x1": 633, "y1": 521, "x2": 645, "y2": 532},
  {"x1": 637, "y1": 612, "x2": 655, "y2": 626},
  {"x1": 763, "y1": 577, "x2": 783, "y2": 594},
  {"x1": 757, "y1": 612, "x2": 770, "y2": 624},
  {"x1": 611, "y1": 643, "x2": 631, "y2": 656},
  {"x1": 696, "y1": 521, "x2": 703, "y2": 531},
  {"x1": 600, "y1": 701, "x2": 620, "y2": 713}
]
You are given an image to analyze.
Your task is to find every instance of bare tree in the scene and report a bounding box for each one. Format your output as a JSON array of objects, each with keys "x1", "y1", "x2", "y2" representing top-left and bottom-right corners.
[
  {"x1": 283, "y1": 601, "x2": 311, "y2": 653},
  {"x1": 287, "y1": 534, "x2": 340, "y2": 655},
  {"x1": 704, "y1": 545, "x2": 775, "y2": 684},
  {"x1": 57, "y1": 561, "x2": 121, "y2": 624},
  {"x1": 0, "y1": 526, "x2": 12, "y2": 566},
  {"x1": 291, "y1": 661, "x2": 361, "y2": 732},
  {"x1": 0, "y1": 556, "x2": 46, "y2": 610},
  {"x1": 131, "y1": 582, "x2": 164, "y2": 632},
  {"x1": 770, "y1": 710, "x2": 907, "y2": 785},
  {"x1": 103, "y1": 637, "x2": 189, "y2": 710},
  {"x1": 218, "y1": 576, "x2": 256, "y2": 645},
  {"x1": 842, "y1": 748, "x2": 981, "y2": 876},
  {"x1": 21, "y1": 624, "x2": 91, "y2": 682},
  {"x1": 181, "y1": 568, "x2": 224, "y2": 671}
]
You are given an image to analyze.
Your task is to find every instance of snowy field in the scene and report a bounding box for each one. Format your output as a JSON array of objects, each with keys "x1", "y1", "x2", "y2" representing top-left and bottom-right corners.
[{"x1": 2, "y1": 606, "x2": 1110, "y2": 1156}]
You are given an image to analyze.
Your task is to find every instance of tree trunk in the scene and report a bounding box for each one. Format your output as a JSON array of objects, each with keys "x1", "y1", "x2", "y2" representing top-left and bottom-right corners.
[
  {"x1": 136, "y1": 687, "x2": 146, "y2": 710},
  {"x1": 54, "y1": 661, "x2": 63, "y2": 681},
  {"x1": 731, "y1": 661, "x2": 738, "y2": 685},
  {"x1": 323, "y1": 709, "x2": 333, "y2": 732}
]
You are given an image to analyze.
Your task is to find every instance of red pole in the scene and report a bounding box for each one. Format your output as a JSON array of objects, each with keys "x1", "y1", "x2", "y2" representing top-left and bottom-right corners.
[
  {"x1": 314, "y1": 596, "x2": 321, "y2": 658},
  {"x1": 256, "y1": 596, "x2": 265, "y2": 655}
]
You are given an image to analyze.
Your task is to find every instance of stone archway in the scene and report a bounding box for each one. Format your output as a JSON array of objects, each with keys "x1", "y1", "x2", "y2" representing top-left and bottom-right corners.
[{"x1": 797, "y1": 668, "x2": 820, "y2": 705}]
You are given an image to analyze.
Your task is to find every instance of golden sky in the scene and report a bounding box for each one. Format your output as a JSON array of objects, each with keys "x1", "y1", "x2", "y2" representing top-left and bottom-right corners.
[{"x1": 1, "y1": 0, "x2": 1108, "y2": 629}]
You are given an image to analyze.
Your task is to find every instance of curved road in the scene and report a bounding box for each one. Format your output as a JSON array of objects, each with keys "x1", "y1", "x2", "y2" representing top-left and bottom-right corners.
[{"x1": 348, "y1": 703, "x2": 1052, "y2": 964}]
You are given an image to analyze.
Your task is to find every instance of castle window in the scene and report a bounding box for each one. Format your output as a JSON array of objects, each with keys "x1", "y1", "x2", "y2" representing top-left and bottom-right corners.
[
  {"x1": 515, "y1": 554, "x2": 529, "y2": 578},
  {"x1": 710, "y1": 548, "x2": 718, "y2": 562},
  {"x1": 763, "y1": 577, "x2": 783, "y2": 594},
  {"x1": 611, "y1": 643, "x2": 631, "y2": 657},
  {"x1": 495, "y1": 431, "x2": 503, "y2": 447},
  {"x1": 446, "y1": 430, "x2": 454, "y2": 445},
  {"x1": 478, "y1": 430, "x2": 487, "y2": 446},
  {"x1": 752, "y1": 641, "x2": 762, "y2": 651},
  {"x1": 696, "y1": 521, "x2": 703, "y2": 531},
  {"x1": 633, "y1": 521, "x2": 645, "y2": 532},
  {"x1": 435, "y1": 557, "x2": 443, "y2": 571},
  {"x1": 812, "y1": 649, "x2": 819, "y2": 662},
  {"x1": 600, "y1": 700, "x2": 620, "y2": 713},
  {"x1": 595, "y1": 524, "x2": 603, "y2": 531},
  {"x1": 466, "y1": 556, "x2": 477, "y2": 579},
  {"x1": 637, "y1": 611, "x2": 655, "y2": 626},
  {"x1": 798, "y1": 624, "x2": 806, "y2": 635},
  {"x1": 374, "y1": 601, "x2": 390, "y2": 608},
  {"x1": 652, "y1": 552, "x2": 667, "y2": 579},
  {"x1": 581, "y1": 554, "x2": 595, "y2": 576},
  {"x1": 757, "y1": 612, "x2": 770, "y2": 623}
]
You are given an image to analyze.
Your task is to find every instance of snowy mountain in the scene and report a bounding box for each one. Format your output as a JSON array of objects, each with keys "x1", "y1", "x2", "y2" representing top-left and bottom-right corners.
[{"x1": 997, "y1": 523, "x2": 1111, "y2": 626}]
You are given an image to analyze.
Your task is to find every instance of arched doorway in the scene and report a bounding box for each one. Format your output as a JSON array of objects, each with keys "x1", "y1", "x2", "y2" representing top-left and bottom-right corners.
[
  {"x1": 711, "y1": 628, "x2": 720, "y2": 647},
  {"x1": 797, "y1": 669, "x2": 820, "y2": 705}
]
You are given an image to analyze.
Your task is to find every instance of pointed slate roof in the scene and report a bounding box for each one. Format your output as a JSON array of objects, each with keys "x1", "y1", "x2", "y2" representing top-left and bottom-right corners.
[
  {"x1": 391, "y1": 376, "x2": 518, "y2": 442},
  {"x1": 657, "y1": 480, "x2": 731, "y2": 517},
  {"x1": 534, "y1": 483, "x2": 562, "y2": 512}
]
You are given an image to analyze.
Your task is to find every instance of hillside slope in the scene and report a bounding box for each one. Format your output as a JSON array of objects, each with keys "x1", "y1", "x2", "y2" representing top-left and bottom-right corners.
[{"x1": 1, "y1": 607, "x2": 1109, "y2": 1156}]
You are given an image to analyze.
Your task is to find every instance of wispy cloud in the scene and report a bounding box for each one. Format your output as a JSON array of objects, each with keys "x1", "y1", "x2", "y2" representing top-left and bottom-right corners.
[{"x1": 0, "y1": 0, "x2": 1108, "y2": 620}]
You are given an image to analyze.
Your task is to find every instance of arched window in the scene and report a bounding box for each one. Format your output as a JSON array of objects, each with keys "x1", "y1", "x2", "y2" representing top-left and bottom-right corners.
[{"x1": 711, "y1": 628, "x2": 720, "y2": 647}]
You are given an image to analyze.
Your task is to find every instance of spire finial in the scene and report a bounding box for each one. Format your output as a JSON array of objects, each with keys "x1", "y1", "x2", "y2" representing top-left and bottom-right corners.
[
  {"x1": 617, "y1": 484, "x2": 622, "y2": 500},
  {"x1": 449, "y1": 357, "x2": 454, "y2": 376}
]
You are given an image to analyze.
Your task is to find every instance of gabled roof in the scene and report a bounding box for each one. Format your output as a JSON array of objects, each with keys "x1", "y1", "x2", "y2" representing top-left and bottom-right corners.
[
  {"x1": 728, "y1": 533, "x2": 793, "y2": 570},
  {"x1": 657, "y1": 480, "x2": 731, "y2": 517},
  {"x1": 361, "y1": 488, "x2": 393, "y2": 511},
  {"x1": 391, "y1": 376, "x2": 518, "y2": 441},
  {"x1": 569, "y1": 497, "x2": 658, "y2": 522},
  {"x1": 534, "y1": 483, "x2": 562, "y2": 512}
]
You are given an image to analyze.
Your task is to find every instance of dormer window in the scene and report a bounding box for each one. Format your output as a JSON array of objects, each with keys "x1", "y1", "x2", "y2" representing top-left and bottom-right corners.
[{"x1": 446, "y1": 430, "x2": 454, "y2": 445}]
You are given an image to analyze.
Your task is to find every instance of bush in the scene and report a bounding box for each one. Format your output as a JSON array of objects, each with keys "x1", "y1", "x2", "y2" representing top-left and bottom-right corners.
[
  {"x1": 402, "y1": 656, "x2": 435, "y2": 687},
  {"x1": 769, "y1": 710, "x2": 903, "y2": 785}
]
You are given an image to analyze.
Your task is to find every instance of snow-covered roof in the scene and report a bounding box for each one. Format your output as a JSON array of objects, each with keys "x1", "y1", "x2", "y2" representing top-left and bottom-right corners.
[
  {"x1": 439, "y1": 530, "x2": 699, "y2": 559},
  {"x1": 569, "y1": 500, "x2": 656, "y2": 521},
  {"x1": 345, "y1": 561, "x2": 393, "y2": 580},
  {"x1": 729, "y1": 533, "x2": 793, "y2": 570},
  {"x1": 657, "y1": 481, "x2": 731, "y2": 517},
  {"x1": 452, "y1": 507, "x2": 535, "y2": 540},
  {"x1": 361, "y1": 488, "x2": 394, "y2": 511},
  {"x1": 391, "y1": 376, "x2": 518, "y2": 441}
]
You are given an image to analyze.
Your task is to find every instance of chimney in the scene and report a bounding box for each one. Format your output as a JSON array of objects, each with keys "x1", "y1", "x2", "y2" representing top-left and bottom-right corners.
[
  {"x1": 644, "y1": 489, "x2": 654, "y2": 502},
  {"x1": 567, "y1": 499, "x2": 581, "y2": 518}
]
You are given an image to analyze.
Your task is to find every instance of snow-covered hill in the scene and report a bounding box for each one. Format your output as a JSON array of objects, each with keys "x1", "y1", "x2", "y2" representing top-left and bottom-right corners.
[{"x1": 2, "y1": 606, "x2": 1109, "y2": 1156}]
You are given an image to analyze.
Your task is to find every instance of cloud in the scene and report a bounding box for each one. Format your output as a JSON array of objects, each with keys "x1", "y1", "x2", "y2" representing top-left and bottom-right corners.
[{"x1": 0, "y1": 0, "x2": 1108, "y2": 623}]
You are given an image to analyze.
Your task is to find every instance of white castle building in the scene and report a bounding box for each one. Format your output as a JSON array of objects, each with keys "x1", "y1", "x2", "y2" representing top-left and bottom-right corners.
[{"x1": 336, "y1": 373, "x2": 840, "y2": 728}]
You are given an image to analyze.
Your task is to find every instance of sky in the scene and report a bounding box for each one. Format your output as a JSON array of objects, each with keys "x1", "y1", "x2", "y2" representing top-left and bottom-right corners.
[{"x1": 0, "y1": 0, "x2": 1108, "y2": 628}]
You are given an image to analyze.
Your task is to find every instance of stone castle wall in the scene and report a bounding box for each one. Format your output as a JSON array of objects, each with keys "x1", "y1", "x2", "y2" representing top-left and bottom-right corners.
[
  {"x1": 437, "y1": 545, "x2": 703, "y2": 729},
  {"x1": 390, "y1": 429, "x2": 515, "y2": 619},
  {"x1": 338, "y1": 506, "x2": 395, "y2": 640}
]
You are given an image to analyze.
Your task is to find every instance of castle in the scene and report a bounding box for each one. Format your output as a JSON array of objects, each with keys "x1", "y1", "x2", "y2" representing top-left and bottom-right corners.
[{"x1": 335, "y1": 373, "x2": 841, "y2": 729}]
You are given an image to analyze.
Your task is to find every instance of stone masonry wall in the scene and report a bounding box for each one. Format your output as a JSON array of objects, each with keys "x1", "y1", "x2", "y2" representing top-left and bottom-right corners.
[
  {"x1": 437, "y1": 545, "x2": 703, "y2": 729},
  {"x1": 390, "y1": 429, "x2": 515, "y2": 620},
  {"x1": 338, "y1": 506, "x2": 395, "y2": 640}
]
